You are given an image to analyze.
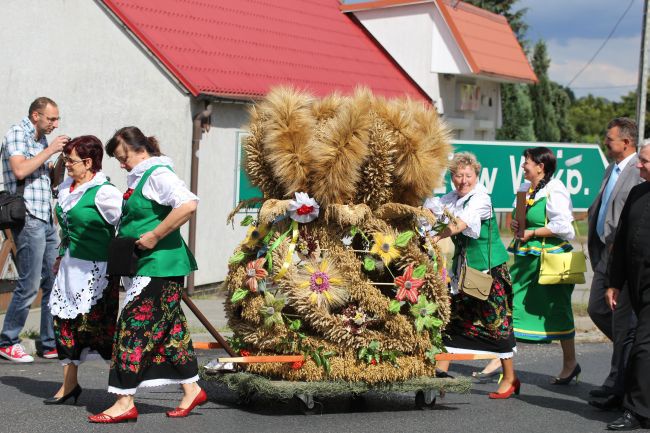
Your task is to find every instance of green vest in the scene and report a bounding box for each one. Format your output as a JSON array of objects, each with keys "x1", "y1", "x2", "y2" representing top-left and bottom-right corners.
[
  {"x1": 452, "y1": 208, "x2": 509, "y2": 272},
  {"x1": 118, "y1": 164, "x2": 197, "y2": 277},
  {"x1": 507, "y1": 196, "x2": 572, "y2": 256},
  {"x1": 55, "y1": 182, "x2": 115, "y2": 261}
]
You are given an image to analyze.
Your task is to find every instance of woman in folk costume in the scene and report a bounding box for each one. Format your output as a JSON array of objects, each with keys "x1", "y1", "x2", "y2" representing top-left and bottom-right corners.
[
  {"x1": 509, "y1": 146, "x2": 580, "y2": 384},
  {"x1": 45, "y1": 136, "x2": 122, "y2": 405},
  {"x1": 425, "y1": 152, "x2": 519, "y2": 399},
  {"x1": 89, "y1": 126, "x2": 203, "y2": 423}
]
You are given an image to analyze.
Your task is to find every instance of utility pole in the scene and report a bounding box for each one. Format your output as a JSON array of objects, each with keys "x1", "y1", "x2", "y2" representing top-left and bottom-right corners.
[{"x1": 637, "y1": 0, "x2": 650, "y2": 145}]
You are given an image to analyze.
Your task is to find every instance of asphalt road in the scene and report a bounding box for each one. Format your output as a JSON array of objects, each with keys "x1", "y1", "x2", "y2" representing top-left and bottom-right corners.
[{"x1": 0, "y1": 341, "x2": 637, "y2": 433}]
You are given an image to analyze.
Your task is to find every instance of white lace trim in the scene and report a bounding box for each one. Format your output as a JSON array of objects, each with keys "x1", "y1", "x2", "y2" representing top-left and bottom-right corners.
[
  {"x1": 107, "y1": 375, "x2": 199, "y2": 395},
  {"x1": 121, "y1": 276, "x2": 152, "y2": 307},
  {"x1": 444, "y1": 346, "x2": 517, "y2": 359},
  {"x1": 49, "y1": 253, "x2": 110, "y2": 319}
]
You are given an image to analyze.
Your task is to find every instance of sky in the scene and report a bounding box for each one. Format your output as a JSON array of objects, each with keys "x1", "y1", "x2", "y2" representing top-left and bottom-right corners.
[{"x1": 517, "y1": 0, "x2": 644, "y2": 101}]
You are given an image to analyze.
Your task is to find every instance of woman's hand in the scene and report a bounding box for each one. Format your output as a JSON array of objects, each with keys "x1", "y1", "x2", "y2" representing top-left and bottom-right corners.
[
  {"x1": 136, "y1": 231, "x2": 161, "y2": 250},
  {"x1": 518, "y1": 229, "x2": 534, "y2": 242},
  {"x1": 52, "y1": 256, "x2": 62, "y2": 275},
  {"x1": 431, "y1": 235, "x2": 441, "y2": 244},
  {"x1": 510, "y1": 219, "x2": 519, "y2": 232}
]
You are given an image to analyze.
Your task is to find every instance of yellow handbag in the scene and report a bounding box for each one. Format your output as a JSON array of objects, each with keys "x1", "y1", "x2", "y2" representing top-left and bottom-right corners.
[{"x1": 538, "y1": 219, "x2": 587, "y2": 285}]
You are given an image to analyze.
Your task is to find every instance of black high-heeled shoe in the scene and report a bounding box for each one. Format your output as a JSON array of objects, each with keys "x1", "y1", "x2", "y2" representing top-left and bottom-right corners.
[
  {"x1": 43, "y1": 384, "x2": 82, "y2": 405},
  {"x1": 550, "y1": 364, "x2": 581, "y2": 385}
]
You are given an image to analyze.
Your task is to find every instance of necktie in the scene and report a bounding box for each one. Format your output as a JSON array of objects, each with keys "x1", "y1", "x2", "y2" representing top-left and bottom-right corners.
[{"x1": 596, "y1": 166, "x2": 621, "y2": 240}]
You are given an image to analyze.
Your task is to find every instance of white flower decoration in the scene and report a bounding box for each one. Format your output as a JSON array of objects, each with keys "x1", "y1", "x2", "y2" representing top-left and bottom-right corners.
[{"x1": 288, "y1": 192, "x2": 320, "y2": 223}]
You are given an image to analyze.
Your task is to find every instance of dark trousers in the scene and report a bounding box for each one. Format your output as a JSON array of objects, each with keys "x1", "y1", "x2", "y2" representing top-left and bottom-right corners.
[
  {"x1": 588, "y1": 241, "x2": 636, "y2": 396},
  {"x1": 624, "y1": 300, "x2": 650, "y2": 418}
]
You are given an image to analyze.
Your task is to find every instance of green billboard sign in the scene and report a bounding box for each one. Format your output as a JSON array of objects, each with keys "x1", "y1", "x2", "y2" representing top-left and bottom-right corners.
[
  {"x1": 440, "y1": 141, "x2": 608, "y2": 211},
  {"x1": 236, "y1": 137, "x2": 608, "y2": 212}
]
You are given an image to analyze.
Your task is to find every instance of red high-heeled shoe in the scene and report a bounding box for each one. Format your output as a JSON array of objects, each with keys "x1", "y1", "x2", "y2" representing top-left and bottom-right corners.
[
  {"x1": 166, "y1": 388, "x2": 208, "y2": 418},
  {"x1": 88, "y1": 406, "x2": 138, "y2": 423},
  {"x1": 488, "y1": 378, "x2": 521, "y2": 399}
]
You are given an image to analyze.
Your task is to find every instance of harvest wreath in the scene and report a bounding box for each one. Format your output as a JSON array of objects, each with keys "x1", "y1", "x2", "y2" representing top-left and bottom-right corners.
[{"x1": 216, "y1": 86, "x2": 465, "y2": 385}]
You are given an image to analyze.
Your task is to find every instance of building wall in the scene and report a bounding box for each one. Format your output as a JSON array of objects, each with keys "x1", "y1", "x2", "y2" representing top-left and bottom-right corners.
[
  {"x1": 353, "y1": 4, "x2": 442, "y2": 109},
  {"x1": 192, "y1": 100, "x2": 251, "y2": 286},
  {"x1": 0, "y1": 1, "x2": 243, "y2": 282},
  {"x1": 0, "y1": 1, "x2": 194, "y2": 187},
  {"x1": 439, "y1": 76, "x2": 500, "y2": 140}
]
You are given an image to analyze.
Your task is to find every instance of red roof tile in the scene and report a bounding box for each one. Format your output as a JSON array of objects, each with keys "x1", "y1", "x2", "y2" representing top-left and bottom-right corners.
[
  {"x1": 100, "y1": 0, "x2": 429, "y2": 100},
  {"x1": 437, "y1": 0, "x2": 536, "y2": 83},
  {"x1": 341, "y1": 0, "x2": 537, "y2": 83}
]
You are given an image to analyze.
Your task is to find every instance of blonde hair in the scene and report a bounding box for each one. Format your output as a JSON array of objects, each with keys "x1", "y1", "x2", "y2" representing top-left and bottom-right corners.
[{"x1": 449, "y1": 152, "x2": 481, "y2": 175}]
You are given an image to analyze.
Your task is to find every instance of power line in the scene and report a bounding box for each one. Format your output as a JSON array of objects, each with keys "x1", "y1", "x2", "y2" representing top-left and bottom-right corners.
[{"x1": 566, "y1": 0, "x2": 636, "y2": 87}]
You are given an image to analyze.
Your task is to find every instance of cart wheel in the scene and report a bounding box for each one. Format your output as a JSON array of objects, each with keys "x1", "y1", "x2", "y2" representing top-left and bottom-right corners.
[
  {"x1": 294, "y1": 393, "x2": 319, "y2": 415},
  {"x1": 415, "y1": 390, "x2": 436, "y2": 409},
  {"x1": 236, "y1": 390, "x2": 255, "y2": 406}
]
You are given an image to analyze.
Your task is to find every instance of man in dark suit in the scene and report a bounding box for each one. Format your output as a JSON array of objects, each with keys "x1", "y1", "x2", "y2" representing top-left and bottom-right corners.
[
  {"x1": 605, "y1": 143, "x2": 650, "y2": 430},
  {"x1": 588, "y1": 118, "x2": 642, "y2": 408}
]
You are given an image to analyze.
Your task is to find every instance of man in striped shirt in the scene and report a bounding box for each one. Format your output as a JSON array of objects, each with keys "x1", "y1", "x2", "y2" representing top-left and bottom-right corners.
[{"x1": 0, "y1": 97, "x2": 68, "y2": 363}]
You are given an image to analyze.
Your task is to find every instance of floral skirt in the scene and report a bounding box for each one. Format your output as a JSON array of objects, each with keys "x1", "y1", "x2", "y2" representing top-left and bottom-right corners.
[
  {"x1": 53, "y1": 281, "x2": 118, "y2": 364},
  {"x1": 108, "y1": 277, "x2": 198, "y2": 395},
  {"x1": 443, "y1": 264, "x2": 516, "y2": 357}
]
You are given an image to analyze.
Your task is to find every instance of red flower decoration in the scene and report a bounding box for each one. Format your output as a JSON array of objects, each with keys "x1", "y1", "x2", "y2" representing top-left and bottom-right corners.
[
  {"x1": 240, "y1": 349, "x2": 251, "y2": 357},
  {"x1": 296, "y1": 204, "x2": 314, "y2": 216},
  {"x1": 370, "y1": 359, "x2": 377, "y2": 365},
  {"x1": 291, "y1": 360, "x2": 305, "y2": 370},
  {"x1": 395, "y1": 264, "x2": 425, "y2": 303},
  {"x1": 123, "y1": 188, "x2": 134, "y2": 200}
]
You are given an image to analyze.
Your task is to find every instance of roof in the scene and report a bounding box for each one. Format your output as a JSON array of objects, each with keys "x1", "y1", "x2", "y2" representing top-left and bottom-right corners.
[
  {"x1": 100, "y1": 0, "x2": 430, "y2": 101},
  {"x1": 341, "y1": 0, "x2": 537, "y2": 84}
]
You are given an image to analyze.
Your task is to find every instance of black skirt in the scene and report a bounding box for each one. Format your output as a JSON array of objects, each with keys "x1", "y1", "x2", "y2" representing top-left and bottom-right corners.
[
  {"x1": 108, "y1": 277, "x2": 198, "y2": 394},
  {"x1": 53, "y1": 282, "x2": 119, "y2": 363}
]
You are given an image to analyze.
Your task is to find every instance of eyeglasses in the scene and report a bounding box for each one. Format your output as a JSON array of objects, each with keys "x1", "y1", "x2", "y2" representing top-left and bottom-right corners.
[
  {"x1": 63, "y1": 156, "x2": 88, "y2": 165},
  {"x1": 37, "y1": 112, "x2": 61, "y2": 123}
]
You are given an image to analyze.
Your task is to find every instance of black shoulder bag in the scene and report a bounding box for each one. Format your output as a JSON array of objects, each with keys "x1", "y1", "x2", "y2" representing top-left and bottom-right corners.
[{"x1": 0, "y1": 180, "x2": 27, "y2": 229}]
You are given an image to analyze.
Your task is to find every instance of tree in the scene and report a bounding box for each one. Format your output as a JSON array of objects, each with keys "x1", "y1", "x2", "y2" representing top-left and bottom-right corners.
[
  {"x1": 551, "y1": 83, "x2": 575, "y2": 142},
  {"x1": 568, "y1": 95, "x2": 616, "y2": 146},
  {"x1": 496, "y1": 83, "x2": 535, "y2": 141},
  {"x1": 529, "y1": 40, "x2": 560, "y2": 142},
  {"x1": 614, "y1": 89, "x2": 650, "y2": 141}
]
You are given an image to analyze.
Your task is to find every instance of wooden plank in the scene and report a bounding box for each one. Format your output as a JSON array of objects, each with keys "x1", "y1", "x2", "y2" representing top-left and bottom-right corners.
[
  {"x1": 3, "y1": 229, "x2": 16, "y2": 257},
  {"x1": 218, "y1": 355, "x2": 304, "y2": 364},
  {"x1": 0, "y1": 240, "x2": 11, "y2": 276},
  {"x1": 193, "y1": 341, "x2": 223, "y2": 350},
  {"x1": 434, "y1": 353, "x2": 497, "y2": 361}
]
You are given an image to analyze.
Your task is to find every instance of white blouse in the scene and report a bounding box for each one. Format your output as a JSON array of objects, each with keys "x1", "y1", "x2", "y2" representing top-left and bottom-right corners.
[
  {"x1": 516, "y1": 178, "x2": 575, "y2": 241},
  {"x1": 126, "y1": 156, "x2": 198, "y2": 208},
  {"x1": 49, "y1": 172, "x2": 123, "y2": 319},
  {"x1": 423, "y1": 183, "x2": 493, "y2": 240},
  {"x1": 122, "y1": 156, "x2": 198, "y2": 306}
]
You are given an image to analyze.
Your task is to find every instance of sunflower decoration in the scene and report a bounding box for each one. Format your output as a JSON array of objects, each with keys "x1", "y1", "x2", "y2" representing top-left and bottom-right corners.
[
  {"x1": 295, "y1": 258, "x2": 349, "y2": 310},
  {"x1": 394, "y1": 264, "x2": 424, "y2": 303},
  {"x1": 243, "y1": 223, "x2": 270, "y2": 250},
  {"x1": 259, "y1": 292, "x2": 285, "y2": 328},
  {"x1": 369, "y1": 230, "x2": 413, "y2": 266},
  {"x1": 244, "y1": 258, "x2": 268, "y2": 292},
  {"x1": 369, "y1": 232, "x2": 400, "y2": 266}
]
